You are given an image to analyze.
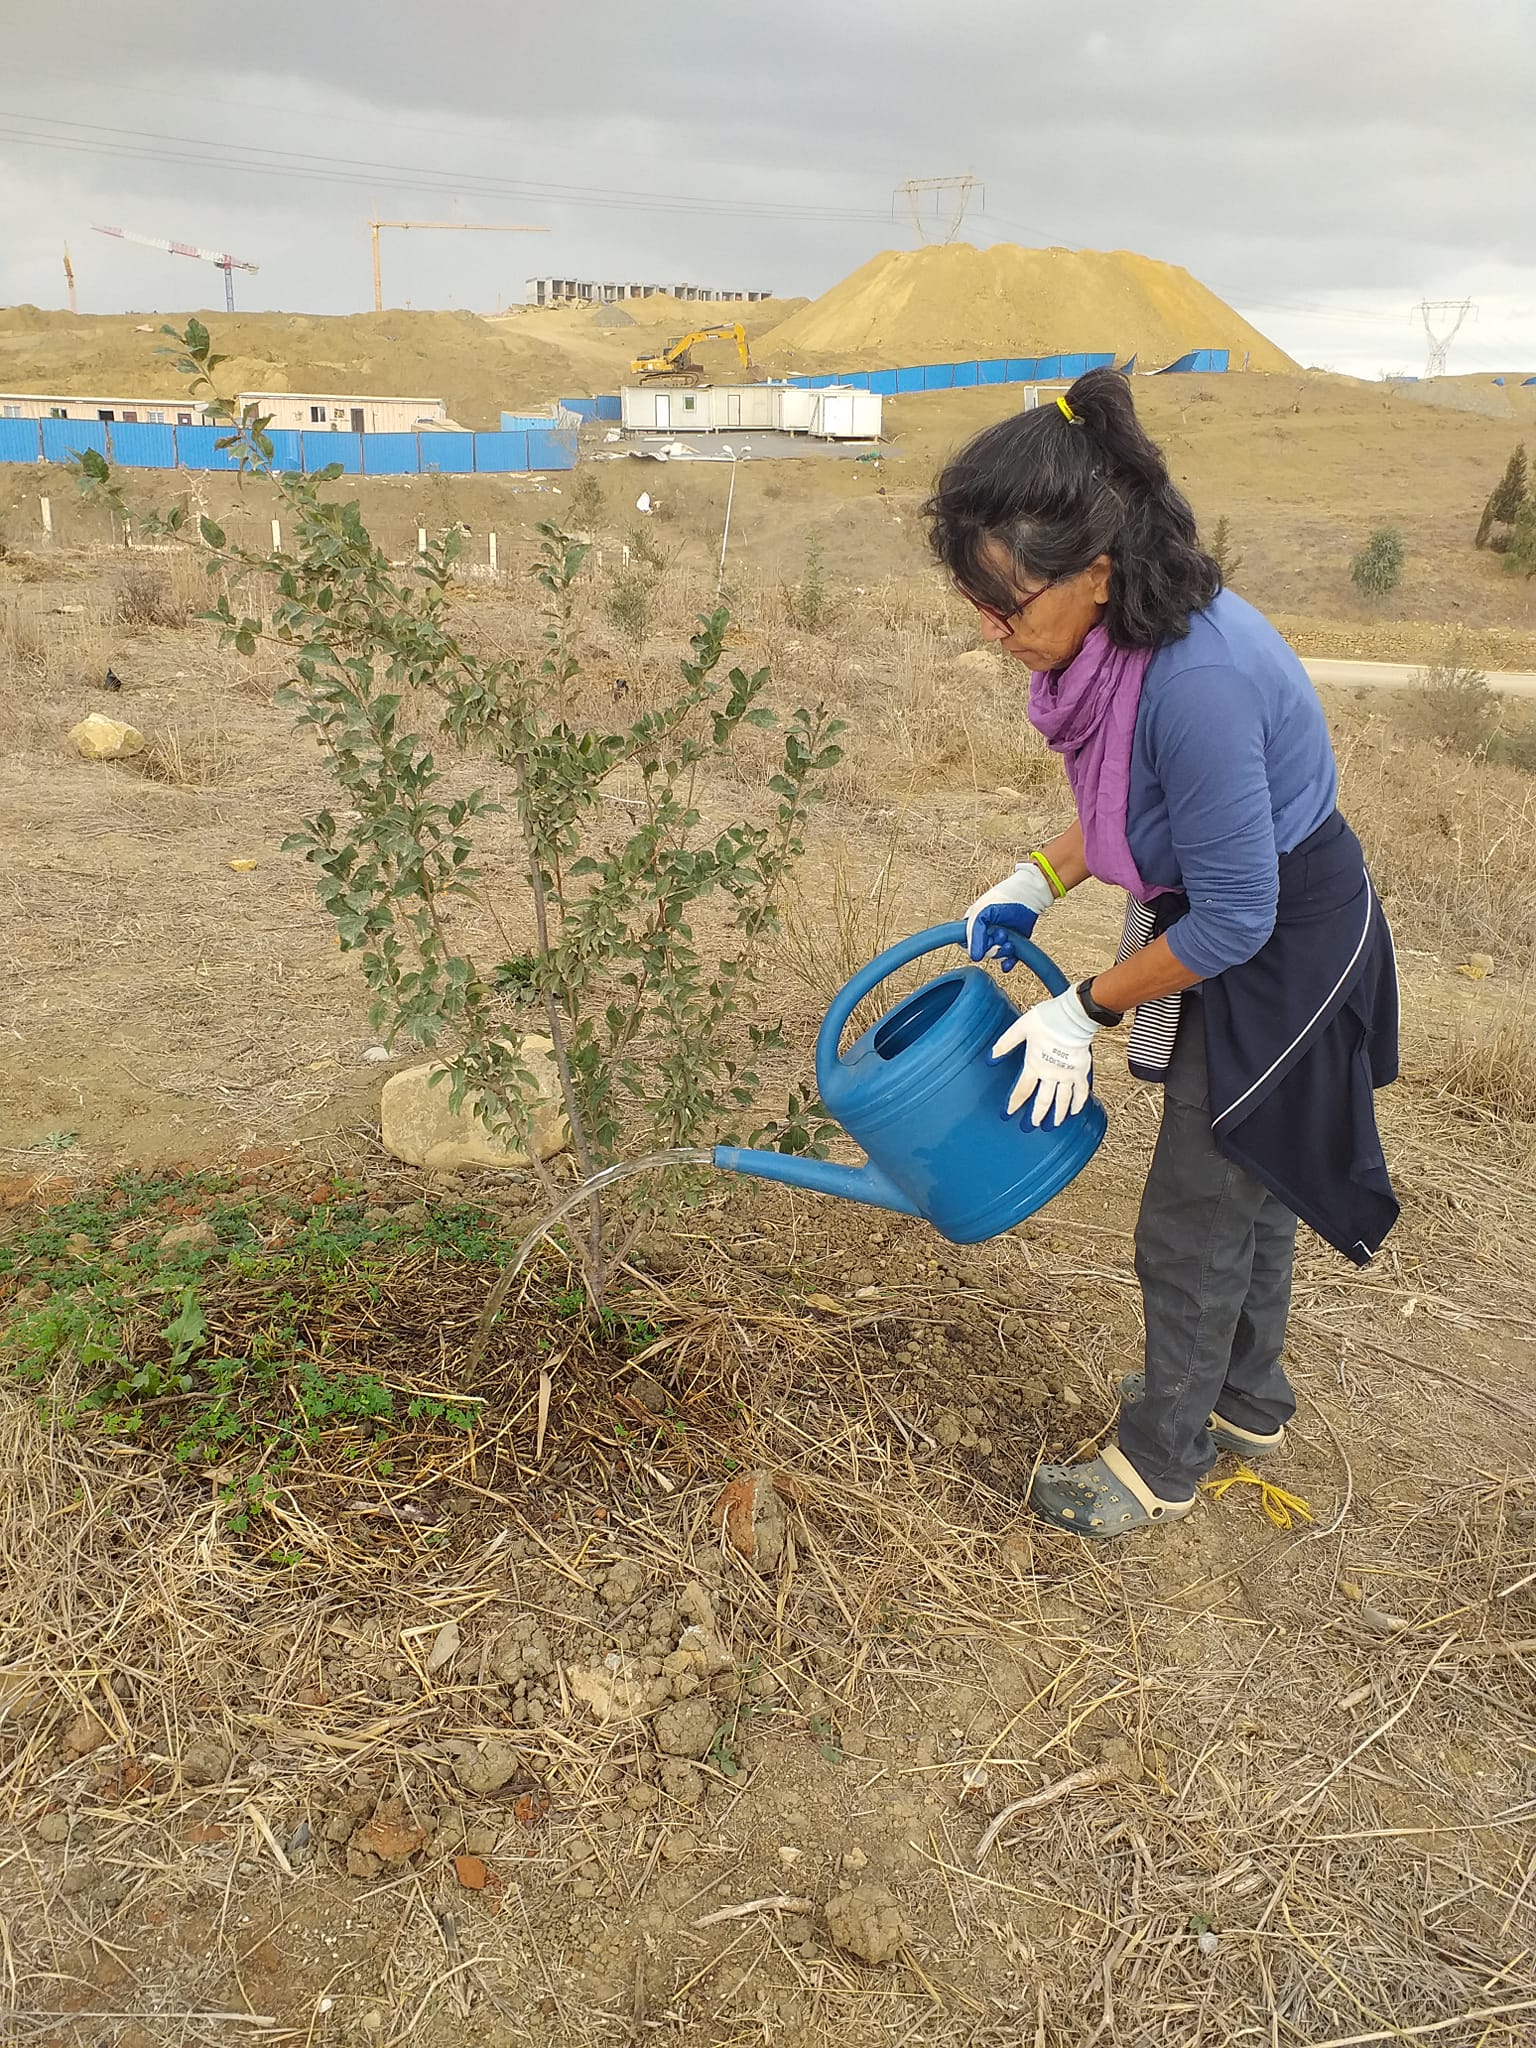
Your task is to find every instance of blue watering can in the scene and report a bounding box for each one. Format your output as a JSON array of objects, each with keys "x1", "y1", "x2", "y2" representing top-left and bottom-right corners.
[{"x1": 713, "y1": 921, "x2": 1106, "y2": 1244}]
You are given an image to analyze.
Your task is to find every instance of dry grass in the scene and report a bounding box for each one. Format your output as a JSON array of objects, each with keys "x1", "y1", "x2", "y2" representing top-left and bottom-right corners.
[
  {"x1": 134, "y1": 720, "x2": 239, "y2": 789},
  {"x1": 1337, "y1": 717, "x2": 1536, "y2": 966},
  {"x1": 776, "y1": 814, "x2": 910, "y2": 1008},
  {"x1": 113, "y1": 551, "x2": 218, "y2": 633},
  {"x1": 1436, "y1": 992, "x2": 1536, "y2": 1126},
  {"x1": 1, "y1": 1195, "x2": 1532, "y2": 2043}
]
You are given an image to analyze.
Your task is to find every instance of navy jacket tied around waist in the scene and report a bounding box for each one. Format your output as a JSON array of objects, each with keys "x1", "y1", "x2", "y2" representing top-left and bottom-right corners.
[{"x1": 1142, "y1": 813, "x2": 1400, "y2": 1266}]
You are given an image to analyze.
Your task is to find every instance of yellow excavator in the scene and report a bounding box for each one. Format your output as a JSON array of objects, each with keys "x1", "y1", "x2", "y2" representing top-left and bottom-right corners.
[{"x1": 630, "y1": 322, "x2": 753, "y2": 385}]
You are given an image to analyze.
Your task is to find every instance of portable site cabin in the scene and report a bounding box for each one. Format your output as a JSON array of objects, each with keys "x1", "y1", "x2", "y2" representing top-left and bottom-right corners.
[
  {"x1": 619, "y1": 383, "x2": 882, "y2": 439},
  {"x1": 237, "y1": 392, "x2": 451, "y2": 434},
  {"x1": 0, "y1": 392, "x2": 208, "y2": 425}
]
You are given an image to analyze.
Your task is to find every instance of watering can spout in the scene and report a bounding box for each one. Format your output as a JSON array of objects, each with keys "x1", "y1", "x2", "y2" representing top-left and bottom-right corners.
[{"x1": 712, "y1": 1145, "x2": 920, "y2": 1219}]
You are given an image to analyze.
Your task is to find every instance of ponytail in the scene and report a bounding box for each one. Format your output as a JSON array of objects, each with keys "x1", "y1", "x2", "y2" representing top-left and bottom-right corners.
[{"x1": 924, "y1": 366, "x2": 1221, "y2": 648}]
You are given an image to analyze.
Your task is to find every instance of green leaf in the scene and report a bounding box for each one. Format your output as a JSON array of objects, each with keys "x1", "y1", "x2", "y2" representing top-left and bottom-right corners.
[
  {"x1": 162, "y1": 1287, "x2": 207, "y2": 1370},
  {"x1": 199, "y1": 515, "x2": 227, "y2": 550}
]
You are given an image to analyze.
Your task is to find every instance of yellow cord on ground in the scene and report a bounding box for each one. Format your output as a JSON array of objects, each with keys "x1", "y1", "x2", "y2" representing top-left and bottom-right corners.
[{"x1": 1204, "y1": 1462, "x2": 1313, "y2": 1529}]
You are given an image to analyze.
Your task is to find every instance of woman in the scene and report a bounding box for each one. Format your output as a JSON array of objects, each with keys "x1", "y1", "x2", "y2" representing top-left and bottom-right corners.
[{"x1": 925, "y1": 368, "x2": 1399, "y2": 1538}]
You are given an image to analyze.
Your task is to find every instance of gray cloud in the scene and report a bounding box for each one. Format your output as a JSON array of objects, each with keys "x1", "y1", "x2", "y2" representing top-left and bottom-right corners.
[{"x1": 3, "y1": 0, "x2": 1532, "y2": 373}]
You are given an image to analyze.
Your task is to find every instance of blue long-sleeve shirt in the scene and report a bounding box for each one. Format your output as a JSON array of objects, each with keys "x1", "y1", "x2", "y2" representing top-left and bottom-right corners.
[{"x1": 1126, "y1": 590, "x2": 1338, "y2": 979}]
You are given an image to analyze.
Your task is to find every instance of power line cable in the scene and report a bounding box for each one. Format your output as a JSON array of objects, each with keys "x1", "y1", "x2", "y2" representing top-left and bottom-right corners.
[{"x1": 0, "y1": 109, "x2": 894, "y2": 227}]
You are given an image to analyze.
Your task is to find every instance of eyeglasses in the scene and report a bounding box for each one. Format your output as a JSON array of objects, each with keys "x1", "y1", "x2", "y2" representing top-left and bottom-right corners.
[{"x1": 964, "y1": 579, "x2": 1057, "y2": 633}]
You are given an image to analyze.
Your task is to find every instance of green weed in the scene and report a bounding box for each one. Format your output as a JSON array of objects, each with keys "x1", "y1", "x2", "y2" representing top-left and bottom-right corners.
[{"x1": 0, "y1": 1173, "x2": 510, "y2": 1529}]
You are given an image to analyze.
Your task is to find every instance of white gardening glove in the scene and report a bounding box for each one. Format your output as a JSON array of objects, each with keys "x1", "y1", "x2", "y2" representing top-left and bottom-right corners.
[
  {"x1": 991, "y1": 985, "x2": 1100, "y2": 1127},
  {"x1": 965, "y1": 860, "x2": 1057, "y2": 969}
]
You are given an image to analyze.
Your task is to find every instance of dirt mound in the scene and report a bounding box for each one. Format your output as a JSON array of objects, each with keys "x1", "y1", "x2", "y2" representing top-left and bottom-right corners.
[{"x1": 758, "y1": 244, "x2": 1295, "y2": 373}]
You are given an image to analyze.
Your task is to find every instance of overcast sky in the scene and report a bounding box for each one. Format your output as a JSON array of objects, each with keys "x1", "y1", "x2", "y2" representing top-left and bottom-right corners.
[{"x1": 2, "y1": 0, "x2": 1532, "y2": 378}]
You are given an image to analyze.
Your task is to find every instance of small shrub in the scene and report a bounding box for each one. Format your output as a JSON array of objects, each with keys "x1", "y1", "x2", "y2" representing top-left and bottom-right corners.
[
  {"x1": 1208, "y1": 514, "x2": 1243, "y2": 583},
  {"x1": 1502, "y1": 494, "x2": 1536, "y2": 580},
  {"x1": 604, "y1": 574, "x2": 654, "y2": 670},
  {"x1": 1350, "y1": 527, "x2": 1404, "y2": 600},
  {"x1": 77, "y1": 321, "x2": 847, "y2": 1319},
  {"x1": 1491, "y1": 445, "x2": 1528, "y2": 524},
  {"x1": 567, "y1": 468, "x2": 603, "y2": 535},
  {"x1": 1411, "y1": 641, "x2": 1496, "y2": 757},
  {"x1": 788, "y1": 532, "x2": 830, "y2": 631},
  {"x1": 115, "y1": 565, "x2": 190, "y2": 629},
  {"x1": 1488, "y1": 727, "x2": 1536, "y2": 774},
  {"x1": 626, "y1": 523, "x2": 667, "y2": 572}
]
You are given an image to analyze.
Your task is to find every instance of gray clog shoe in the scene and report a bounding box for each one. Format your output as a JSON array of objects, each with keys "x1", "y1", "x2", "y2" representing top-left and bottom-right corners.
[{"x1": 1027, "y1": 1445, "x2": 1196, "y2": 1539}]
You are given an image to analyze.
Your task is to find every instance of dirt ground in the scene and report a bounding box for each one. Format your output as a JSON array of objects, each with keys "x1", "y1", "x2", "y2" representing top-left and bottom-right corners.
[{"x1": 2, "y1": 378, "x2": 1535, "y2": 2046}]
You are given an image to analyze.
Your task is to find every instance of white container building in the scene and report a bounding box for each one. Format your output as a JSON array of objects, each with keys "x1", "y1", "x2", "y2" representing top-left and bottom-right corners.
[
  {"x1": 0, "y1": 392, "x2": 209, "y2": 425},
  {"x1": 0, "y1": 389, "x2": 455, "y2": 433},
  {"x1": 236, "y1": 392, "x2": 451, "y2": 434},
  {"x1": 620, "y1": 383, "x2": 881, "y2": 439}
]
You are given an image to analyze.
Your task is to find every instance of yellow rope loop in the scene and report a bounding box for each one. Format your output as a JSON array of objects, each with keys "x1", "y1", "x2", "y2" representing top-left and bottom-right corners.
[
  {"x1": 1204, "y1": 1462, "x2": 1313, "y2": 1530},
  {"x1": 1056, "y1": 395, "x2": 1079, "y2": 423}
]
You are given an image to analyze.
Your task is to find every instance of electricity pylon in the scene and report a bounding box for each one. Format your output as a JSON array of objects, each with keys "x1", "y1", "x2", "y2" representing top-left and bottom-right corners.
[
  {"x1": 1415, "y1": 299, "x2": 1477, "y2": 378},
  {"x1": 893, "y1": 176, "x2": 983, "y2": 245}
]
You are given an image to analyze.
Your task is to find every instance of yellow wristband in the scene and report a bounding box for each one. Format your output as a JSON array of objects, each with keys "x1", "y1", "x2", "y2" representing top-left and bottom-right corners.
[{"x1": 1028, "y1": 850, "x2": 1068, "y2": 900}]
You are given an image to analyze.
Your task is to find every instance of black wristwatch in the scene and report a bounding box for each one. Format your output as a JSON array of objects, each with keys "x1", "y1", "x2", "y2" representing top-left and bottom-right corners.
[{"x1": 1077, "y1": 977, "x2": 1126, "y2": 1027}]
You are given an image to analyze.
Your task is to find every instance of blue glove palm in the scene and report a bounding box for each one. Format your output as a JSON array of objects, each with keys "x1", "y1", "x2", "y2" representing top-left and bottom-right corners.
[
  {"x1": 965, "y1": 861, "x2": 1057, "y2": 971},
  {"x1": 968, "y1": 903, "x2": 1039, "y2": 971}
]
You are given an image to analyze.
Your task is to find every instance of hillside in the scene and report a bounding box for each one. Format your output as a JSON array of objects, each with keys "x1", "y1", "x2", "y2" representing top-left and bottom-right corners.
[{"x1": 0, "y1": 297, "x2": 809, "y2": 428}]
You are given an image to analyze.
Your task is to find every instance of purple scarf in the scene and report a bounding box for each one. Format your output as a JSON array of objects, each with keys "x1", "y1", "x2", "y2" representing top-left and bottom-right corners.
[{"x1": 1028, "y1": 624, "x2": 1161, "y2": 900}]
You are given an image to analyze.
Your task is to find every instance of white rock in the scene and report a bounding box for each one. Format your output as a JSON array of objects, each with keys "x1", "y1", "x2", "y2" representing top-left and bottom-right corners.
[
  {"x1": 379, "y1": 1039, "x2": 568, "y2": 1172},
  {"x1": 69, "y1": 714, "x2": 145, "y2": 761},
  {"x1": 360, "y1": 1045, "x2": 392, "y2": 1064}
]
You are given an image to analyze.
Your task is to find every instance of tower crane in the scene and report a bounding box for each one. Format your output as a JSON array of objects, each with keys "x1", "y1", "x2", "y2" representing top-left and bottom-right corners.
[
  {"x1": 92, "y1": 225, "x2": 259, "y2": 312},
  {"x1": 368, "y1": 210, "x2": 548, "y2": 312}
]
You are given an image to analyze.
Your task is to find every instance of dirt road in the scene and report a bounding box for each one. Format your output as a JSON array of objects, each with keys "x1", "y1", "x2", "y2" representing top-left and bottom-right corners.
[{"x1": 1304, "y1": 656, "x2": 1536, "y2": 696}]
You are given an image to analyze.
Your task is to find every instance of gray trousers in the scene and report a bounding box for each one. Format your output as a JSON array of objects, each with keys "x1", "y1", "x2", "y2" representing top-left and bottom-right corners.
[{"x1": 1117, "y1": 1001, "x2": 1299, "y2": 1497}]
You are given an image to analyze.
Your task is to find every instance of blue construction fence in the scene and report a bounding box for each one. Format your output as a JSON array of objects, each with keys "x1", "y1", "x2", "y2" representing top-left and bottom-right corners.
[
  {"x1": 0, "y1": 416, "x2": 578, "y2": 476},
  {"x1": 1154, "y1": 349, "x2": 1232, "y2": 375},
  {"x1": 547, "y1": 347, "x2": 1232, "y2": 420},
  {"x1": 778, "y1": 351, "x2": 1119, "y2": 394},
  {"x1": 549, "y1": 397, "x2": 623, "y2": 424},
  {"x1": 776, "y1": 349, "x2": 1226, "y2": 392}
]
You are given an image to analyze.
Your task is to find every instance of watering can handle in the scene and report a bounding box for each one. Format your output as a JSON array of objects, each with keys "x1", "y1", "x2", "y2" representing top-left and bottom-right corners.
[{"x1": 814, "y1": 920, "x2": 1070, "y2": 1096}]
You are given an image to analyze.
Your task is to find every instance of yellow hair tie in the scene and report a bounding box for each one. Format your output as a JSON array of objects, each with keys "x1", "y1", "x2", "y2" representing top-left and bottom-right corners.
[{"x1": 1057, "y1": 395, "x2": 1079, "y2": 423}]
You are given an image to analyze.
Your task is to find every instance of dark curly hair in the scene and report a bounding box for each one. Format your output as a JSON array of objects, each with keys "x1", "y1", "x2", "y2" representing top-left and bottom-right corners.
[{"x1": 923, "y1": 366, "x2": 1221, "y2": 649}]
